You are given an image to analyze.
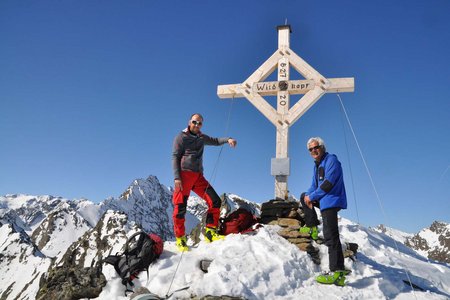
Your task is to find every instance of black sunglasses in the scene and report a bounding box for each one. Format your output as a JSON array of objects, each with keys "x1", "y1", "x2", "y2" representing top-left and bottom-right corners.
[
  {"x1": 308, "y1": 145, "x2": 322, "y2": 152},
  {"x1": 191, "y1": 120, "x2": 203, "y2": 126}
]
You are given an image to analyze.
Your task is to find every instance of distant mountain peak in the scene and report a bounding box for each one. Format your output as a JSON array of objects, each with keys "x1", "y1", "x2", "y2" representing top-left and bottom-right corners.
[
  {"x1": 405, "y1": 220, "x2": 450, "y2": 263},
  {"x1": 102, "y1": 175, "x2": 174, "y2": 240}
]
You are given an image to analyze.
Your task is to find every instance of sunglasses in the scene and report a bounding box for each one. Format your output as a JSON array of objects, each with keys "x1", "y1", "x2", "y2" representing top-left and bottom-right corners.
[
  {"x1": 191, "y1": 120, "x2": 203, "y2": 126},
  {"x1": 308, "y1": 145, "x2": 322, "y2": 152}
]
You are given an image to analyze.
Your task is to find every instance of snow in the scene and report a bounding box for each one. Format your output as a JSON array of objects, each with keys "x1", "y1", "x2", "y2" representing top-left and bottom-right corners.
[
  {"x1": 98, "y1": 217, "x2": 450, "y2": 300},
  {"x1": 75, "y1": 198, "x2": 103, "y2": 227},
  {"x1": 0, "y1": 224, "x2": 52, "y2": 300},
  {"x1": 38, "y1": 209, "x2": 91, "y2": 258},
  {"x1": 0, "y1": 194, "x2": 36, "y2": 209},
  {"x1": 372, "y1": 224, "x2": 414, "y2": 244},
  {"x1": 418, "y1": 229, "x2": 442, "y2": 249}
]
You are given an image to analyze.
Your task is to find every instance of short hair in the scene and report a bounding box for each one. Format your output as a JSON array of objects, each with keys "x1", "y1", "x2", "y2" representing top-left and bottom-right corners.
[
  {"x1": 190, "y1": 113, "x2": 204, "y2": 121},
  {"x1": 307, "y1": 137, "x2": 326, "y2": 151}
]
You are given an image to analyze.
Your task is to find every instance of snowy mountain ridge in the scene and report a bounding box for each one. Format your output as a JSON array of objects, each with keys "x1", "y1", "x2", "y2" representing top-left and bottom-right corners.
[
  {"x1": 1, "y1": 175, "x2": 449, "y2": 299},
  {"x1": 373, "y1": 224, "x2": 414, "y2": 244},
  {"x1": 373, "y1": 223, "x2": 450, "y2": 264},
  {"x1": 405, "y1": 221, "x2": 450, "y2": 264}
]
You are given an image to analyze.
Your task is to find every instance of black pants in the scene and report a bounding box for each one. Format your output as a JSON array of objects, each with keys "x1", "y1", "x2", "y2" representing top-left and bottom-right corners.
[
  {"x1": 300, "y1": 193, "x2": 345, "y2": 271},
  {"x1": 300, "y1": 193, "x2": 321, "y2": 227}
]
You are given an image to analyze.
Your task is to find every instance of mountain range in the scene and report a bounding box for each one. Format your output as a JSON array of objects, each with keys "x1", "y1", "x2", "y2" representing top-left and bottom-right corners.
[
  {"x1": 373, "y1": 222, "x2": 450, "y2": 264},
  {"x1": 1, "y1": 175, "x2": 449, "y2": 299}
]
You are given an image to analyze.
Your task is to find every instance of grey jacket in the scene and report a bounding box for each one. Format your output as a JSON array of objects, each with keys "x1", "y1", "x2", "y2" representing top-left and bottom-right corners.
[{"x1": 172, "y1": 128, "x2": 229, "y2": 180}]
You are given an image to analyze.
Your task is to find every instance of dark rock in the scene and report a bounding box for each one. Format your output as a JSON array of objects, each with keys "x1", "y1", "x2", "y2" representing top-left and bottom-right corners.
[
  {"x1": 287, "y1": 237, "x2": 311, "y2": 244},
  {"x1": 260, "y1": 199, "x2": 300, "y2": 221},
  {"x1": 405, "y1": 221, "x2": 450, "y2": 264},
  {"x1": 306, "y1": 245, "x2": 321, "y2": 265},
  {"x1": 36, "y1": 264, "x2": 106, "y2": 300}
]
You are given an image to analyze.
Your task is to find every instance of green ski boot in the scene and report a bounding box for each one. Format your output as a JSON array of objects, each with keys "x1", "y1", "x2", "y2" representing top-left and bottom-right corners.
[
  {"x1": 316, "y1": 271, "x2": 347, "y2": 286},
  {"x1": 299, "y1": 225, "x2": 319, "y2": 240},
  {"x1": 175, "y1": 236, "x2": 188, "y2": 252},
  {"x1": 204, "y1": 227, "x2": 225, "y2": 243}
]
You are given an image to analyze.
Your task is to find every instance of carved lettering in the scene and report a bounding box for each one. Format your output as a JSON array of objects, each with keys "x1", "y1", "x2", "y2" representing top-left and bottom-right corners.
[
  {"x1": 255, "y1": 83, "x2": 278, "y2": 91},
  {"x1": 289, "y1": 83, "x2": 310, "y2": 90},
  {"x1": 254, "y1": 80, "x2": 313, "y2": 94},
  {"x1": 279, "y1": 61, "x2": 287, "y2": 79}
]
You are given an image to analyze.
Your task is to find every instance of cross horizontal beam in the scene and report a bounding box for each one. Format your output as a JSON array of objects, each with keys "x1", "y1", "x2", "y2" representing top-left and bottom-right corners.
[{"x1": 217, "y1": 77, "x2": 354, "y2": 98}]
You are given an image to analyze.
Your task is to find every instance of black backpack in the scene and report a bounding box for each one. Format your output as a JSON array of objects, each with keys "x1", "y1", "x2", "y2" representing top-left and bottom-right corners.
[{"x1": 103, "y1": 232, "x2": 158, "y2": 292}]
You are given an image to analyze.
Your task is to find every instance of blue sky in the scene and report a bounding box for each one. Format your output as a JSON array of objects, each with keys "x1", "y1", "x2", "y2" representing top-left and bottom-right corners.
[{"x1": 1, "y1": 1, "x2": 449, "y2": 233}]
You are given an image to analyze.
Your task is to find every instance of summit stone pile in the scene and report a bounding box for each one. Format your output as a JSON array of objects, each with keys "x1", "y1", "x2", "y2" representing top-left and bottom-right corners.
[
  {"x1": 260, "y1": 199, "x2": 321, "y2": 264},
  {"x1": 259, "y1": 199, "x2": 358, "y2": 264}
]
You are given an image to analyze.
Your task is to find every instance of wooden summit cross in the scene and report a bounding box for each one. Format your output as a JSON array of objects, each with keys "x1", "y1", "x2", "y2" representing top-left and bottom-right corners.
[{"x1": 217, "y1": 25, "x2": 354, "y2": 200}]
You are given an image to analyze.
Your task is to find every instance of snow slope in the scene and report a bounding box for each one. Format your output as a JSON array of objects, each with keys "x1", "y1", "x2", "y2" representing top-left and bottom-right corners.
[
  {"x1": 99, "y1": 218, "x2": 450, "y2": 300},
  {"x1": 373, "y1": 224, "x2": 413, "y2": 244}
]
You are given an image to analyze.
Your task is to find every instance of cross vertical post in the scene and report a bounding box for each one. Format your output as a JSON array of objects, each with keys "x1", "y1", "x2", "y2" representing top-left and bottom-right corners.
[{"x1": 274, "y1": 25, "x2": 291, "y2": 199}]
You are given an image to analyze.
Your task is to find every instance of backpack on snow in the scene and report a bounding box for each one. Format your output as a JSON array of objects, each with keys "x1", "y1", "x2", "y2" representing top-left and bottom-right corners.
[
  {"x1": 218, "y1": 208, "x2": 259, "y2": 235},
  {"x1": 103, "y1": 232, "x2": 162, "y2": 291}
]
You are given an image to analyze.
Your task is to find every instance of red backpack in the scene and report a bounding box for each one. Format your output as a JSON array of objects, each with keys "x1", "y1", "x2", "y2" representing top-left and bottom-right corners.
[{"x1": 219, "y1": 208, "x2": 259, "y2": 235}]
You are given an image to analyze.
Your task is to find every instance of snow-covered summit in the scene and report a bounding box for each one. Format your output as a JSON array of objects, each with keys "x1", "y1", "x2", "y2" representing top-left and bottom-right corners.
[
  {"x1": 1, "y1": 176, "x2": 450, "y2": 299},
  {"x1": 98, "y1": 217, "x2": 450, "y2": 300}
]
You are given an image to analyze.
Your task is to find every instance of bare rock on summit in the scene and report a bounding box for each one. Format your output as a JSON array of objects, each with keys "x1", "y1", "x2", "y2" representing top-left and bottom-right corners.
[{"x1": 36, "y1": 264, "x2": 106, "y2": 300}]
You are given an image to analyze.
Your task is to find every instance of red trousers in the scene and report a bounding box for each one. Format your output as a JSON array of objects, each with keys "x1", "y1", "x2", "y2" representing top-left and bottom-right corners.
[{"x1": 172, "y1": 171, "x2": 222, "y2": 238}]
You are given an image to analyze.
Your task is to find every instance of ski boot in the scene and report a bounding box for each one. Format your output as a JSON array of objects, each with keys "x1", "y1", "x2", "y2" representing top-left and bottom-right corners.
[
  {"x1": 316, "y1": 270, "x2": 350, "y2": 286},
  {"x1": 299, "y1": 225, "x2": 319, "y2": 240},
  {"x1": 175, "y1": 236, "x2": 188, "y2": 252},
  {"x1": 204, "y1": 227, "x2": 225, "y2": 243}
]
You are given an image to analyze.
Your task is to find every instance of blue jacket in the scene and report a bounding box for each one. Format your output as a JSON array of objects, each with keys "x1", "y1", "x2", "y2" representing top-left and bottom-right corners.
[{"x1": 306, "y1": 152, "x2": 347, "y2": 211}]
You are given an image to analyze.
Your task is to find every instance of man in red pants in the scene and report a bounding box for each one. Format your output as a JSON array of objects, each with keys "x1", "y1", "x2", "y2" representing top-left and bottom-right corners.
[{"x1": 172, "y1": 113, "x2": 237, "y2": 251}]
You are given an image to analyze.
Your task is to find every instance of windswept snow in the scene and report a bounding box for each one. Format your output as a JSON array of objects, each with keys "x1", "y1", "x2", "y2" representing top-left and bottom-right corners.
[{"x1": 99, "y1": 218, "x2": 450, "y2": 300}]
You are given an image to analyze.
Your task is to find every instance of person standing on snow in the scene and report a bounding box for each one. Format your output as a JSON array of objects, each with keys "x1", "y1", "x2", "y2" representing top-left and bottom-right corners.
[
  {"x1": 172, "y1": 113, "x2": 237, "y2": 252},
  {"x1": 299, "y1": 137, "x2": 349, "y2": 286}
]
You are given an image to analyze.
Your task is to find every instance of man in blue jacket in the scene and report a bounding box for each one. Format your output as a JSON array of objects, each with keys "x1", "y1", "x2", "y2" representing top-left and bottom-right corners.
[{"x1": 300, "y1": 137, "x2": 349, "y2": 286}]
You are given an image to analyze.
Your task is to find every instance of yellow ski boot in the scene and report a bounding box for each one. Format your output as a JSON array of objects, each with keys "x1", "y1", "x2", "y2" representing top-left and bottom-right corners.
[
  {"x1": 299, "y1": 225, "x2": 319, "y2": 240},
  {"x1": 175, "y1": 236, "x2": 188, "y2": 252},
  {"x1": 204, "y1": 227, "x2": 225, "y2": 243}
]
